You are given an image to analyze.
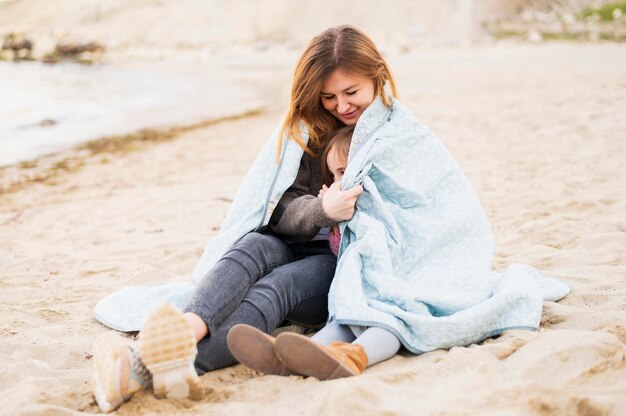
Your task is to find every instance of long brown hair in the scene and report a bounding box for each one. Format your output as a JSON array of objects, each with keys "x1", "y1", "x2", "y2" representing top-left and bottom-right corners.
[
  {"x1": 321, "y1": 126, "x2": 353, "y2": 186},
  {"x1": 278, "y1": 25, "x2": 398, "y2": 160}
]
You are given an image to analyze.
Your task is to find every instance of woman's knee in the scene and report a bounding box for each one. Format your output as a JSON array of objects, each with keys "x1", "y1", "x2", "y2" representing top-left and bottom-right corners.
[
  {"x1": 233, "y1": 232, "x2": 292, "y2": 265},
  {"x1": 236, "y1": 232, "x2": 284, "y2": 253}
]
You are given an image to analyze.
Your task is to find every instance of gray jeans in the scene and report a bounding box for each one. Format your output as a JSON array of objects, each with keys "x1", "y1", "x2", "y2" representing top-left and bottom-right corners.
[{"x1": 184, "y1": 232, "x2": 336, "y2": 374}]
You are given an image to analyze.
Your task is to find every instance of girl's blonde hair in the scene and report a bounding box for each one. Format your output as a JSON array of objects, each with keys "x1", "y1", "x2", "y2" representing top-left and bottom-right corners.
[
  {"x1": 321, "y1": 126, "x2": 353, "y2": 186},
  {"x1": 278, "y1": 25, "x2": 397, "y2": 159}
]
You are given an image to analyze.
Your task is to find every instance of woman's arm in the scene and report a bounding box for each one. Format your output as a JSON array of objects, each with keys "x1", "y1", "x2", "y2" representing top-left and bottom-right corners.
[{"x1": 269, "y1": 152, "x2": 334, "y2": 241}]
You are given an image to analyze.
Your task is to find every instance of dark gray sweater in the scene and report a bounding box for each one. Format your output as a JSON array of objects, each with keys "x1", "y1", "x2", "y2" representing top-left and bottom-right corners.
[{"x1": 268, "y1": 151, "x2": 334, "y2": 242}]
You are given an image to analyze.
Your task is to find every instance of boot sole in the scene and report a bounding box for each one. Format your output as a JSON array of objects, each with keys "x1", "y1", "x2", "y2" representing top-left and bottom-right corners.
[
  {"x1": 138, "y1": 303, "x2": 204, "y2": 401},
  {"x1": 227, "y1": 324, "x2": 294, "y2": 376},
  {"x1": 275, "y1": 333, "x2": 357, "y2": 380}
]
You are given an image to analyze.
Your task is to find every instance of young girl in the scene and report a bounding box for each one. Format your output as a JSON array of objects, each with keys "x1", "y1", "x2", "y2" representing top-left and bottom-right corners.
[
  {"x1": 228, "y1": 125, "x2": 403, "y2": 380},
  {"x1": 319, "y1": 126, "x2": 353, "y2": 257},
  {"x1": 306, "y1": 125, "x2": 407, "y2": 378}
]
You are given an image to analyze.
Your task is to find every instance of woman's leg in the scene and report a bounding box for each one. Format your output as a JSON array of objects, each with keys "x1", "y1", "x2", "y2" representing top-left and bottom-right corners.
[
  {"x1": 195, "y1": 253, "x2": 337, "y2": 373},
  {"x1": 183, "y1": 232, "x2": 294, "y2": 338},
  {"x1": 92, "y1": 303, "x2": 200, "y2": 412},
  {"x1": 92, "y1": 232, "x2": 293, "y2": 412},
  {"x1": 354, "y1": 327, "x2": 401, "y2": 367}
]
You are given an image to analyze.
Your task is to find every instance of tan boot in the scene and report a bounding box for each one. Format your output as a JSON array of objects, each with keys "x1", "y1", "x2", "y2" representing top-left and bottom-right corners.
[
  {"x1": 325, "y1": 341, "x2": 368, "y2": 375},
  {"x1": 275, "y1": 333, "x2": 368, "y2": 380},
  {"x1": 227, "y1": 324, "x2": 296, "y2": 376}
]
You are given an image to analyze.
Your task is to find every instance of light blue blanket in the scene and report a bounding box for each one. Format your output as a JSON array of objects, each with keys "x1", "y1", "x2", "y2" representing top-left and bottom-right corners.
[
  {"x1": 330, "y1": 97, "x2": 570, "y2": 352},
  {"x1": 96, "y1": 97, "x2": 570, "y2": 352}
]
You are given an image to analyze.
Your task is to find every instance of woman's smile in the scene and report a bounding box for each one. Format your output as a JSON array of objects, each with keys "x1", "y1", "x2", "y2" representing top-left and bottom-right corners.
[{"x1": 340, "y1": 108, "x2": 358, "y2": 120}]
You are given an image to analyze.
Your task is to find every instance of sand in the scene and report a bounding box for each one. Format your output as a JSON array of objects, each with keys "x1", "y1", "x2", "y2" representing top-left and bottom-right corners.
[{"x1": 1, "y1": 25, "x2": 625, "y2": 416}]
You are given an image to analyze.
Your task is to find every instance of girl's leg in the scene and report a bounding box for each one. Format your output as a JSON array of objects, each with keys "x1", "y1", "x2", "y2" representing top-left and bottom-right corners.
[
  {"x1": 195, "y1": 253, "x2": 337, "y2": 373},
  {"x1": 272, "y1": 326, "x2": 401, "y2": 380},
  {"x1": 183, "y1": 232, "x2": 294, "y2": 338},
  {"x1": 311, "y1": 320, "x2": 355, "y2": 345},
  {"x1": 354, "y1": 327, "x2": 401, "y2": 367}
]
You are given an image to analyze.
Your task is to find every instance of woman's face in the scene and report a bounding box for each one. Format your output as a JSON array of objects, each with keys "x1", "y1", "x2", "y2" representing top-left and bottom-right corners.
[{"x1": 320, "y1": 70, "x2": 375, "y2": 125}]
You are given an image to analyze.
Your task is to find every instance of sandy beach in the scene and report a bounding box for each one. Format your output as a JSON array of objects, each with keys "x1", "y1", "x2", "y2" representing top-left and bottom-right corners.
[
  {"x1": 1, "y1": 0, "x2": 626, "y2": 413},
  {"x1": 1, "y1": 41, "x2": 624, "y2": 415}
]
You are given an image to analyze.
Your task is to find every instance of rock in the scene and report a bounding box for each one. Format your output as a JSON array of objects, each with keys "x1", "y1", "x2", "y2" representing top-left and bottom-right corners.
[
  {"x1": 2, "y1": 33, "x2": 34, "y2": 61},
  {"x1": 42, "y1": 41, "x2": 105, "y2": 65},
  {"x1": 2, "y1": 33, "x2": 33, "y2": 51},
  {"x1": 42, "y1": 53, "x2": 61, "y2": 64},
  {"x1": 55, "y1": 41, "x2": 104, "y2": 56},
  {"x1": 38, "y1": 119, "x2": 57, "y2": 127}
]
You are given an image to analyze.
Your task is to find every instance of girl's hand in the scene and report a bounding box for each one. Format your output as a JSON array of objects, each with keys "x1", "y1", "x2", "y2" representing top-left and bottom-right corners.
[
  {"x1": 321, "y1": 182, "x2": 363, "y2": 222},
  {"x1": 318, "y1": 184, "x2": 329, "y2": 199}
]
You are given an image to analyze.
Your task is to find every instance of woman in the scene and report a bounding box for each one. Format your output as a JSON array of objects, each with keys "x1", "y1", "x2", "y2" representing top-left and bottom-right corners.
[{"x1": 92, "y1": 25, "x2": 570, "y2": 412}]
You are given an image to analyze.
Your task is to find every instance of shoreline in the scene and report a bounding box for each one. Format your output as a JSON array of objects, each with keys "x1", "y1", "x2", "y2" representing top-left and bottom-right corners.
[
  {"x1": 0, "y1": 107, "x2": 265, "y2": 195},
  {"x1": 0, "y1": 57, "x2": 285, "y2": 168}
]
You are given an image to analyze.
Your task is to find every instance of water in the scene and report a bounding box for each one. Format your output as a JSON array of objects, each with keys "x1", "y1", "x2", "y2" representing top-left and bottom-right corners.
[{"x1": 0, "y1": 61, "x2": 265, "y2": 167}]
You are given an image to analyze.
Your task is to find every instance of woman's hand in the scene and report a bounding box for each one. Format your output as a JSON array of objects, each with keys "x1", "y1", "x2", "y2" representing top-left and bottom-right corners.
[{"x1": 321, "y1": 182, "x2": 363, "y2": 222}]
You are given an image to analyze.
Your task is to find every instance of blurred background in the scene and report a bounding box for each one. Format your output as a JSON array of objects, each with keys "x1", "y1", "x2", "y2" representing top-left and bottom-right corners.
[{"x1": 0, "y1": 0, "x2": 624, "y2": 167}]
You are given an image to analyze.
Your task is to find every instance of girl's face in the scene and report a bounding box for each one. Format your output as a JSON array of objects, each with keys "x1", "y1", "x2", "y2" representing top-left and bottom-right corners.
[
  {"x1": 326, "y1": 147, "x2": 347, "y2": 184},
  {"x1": 320, "y1": 70, "x2": 375, "y2": 125}
]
